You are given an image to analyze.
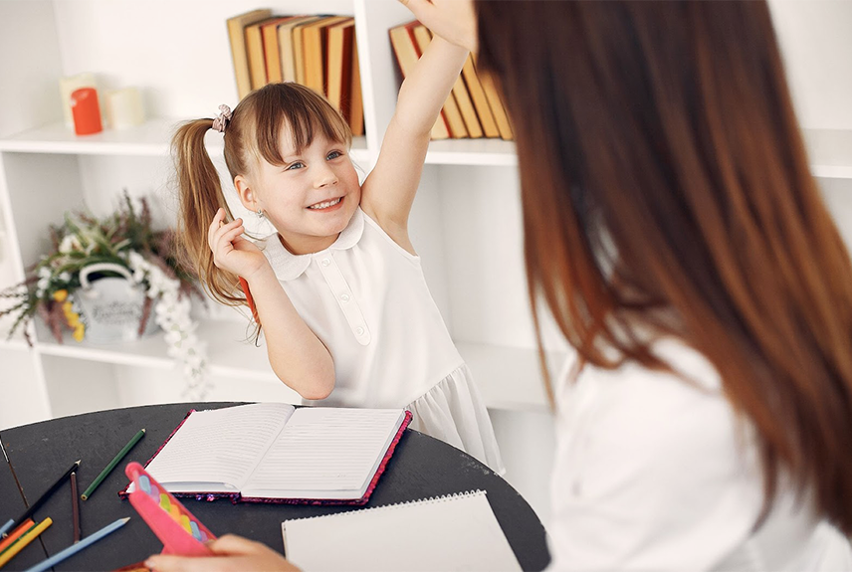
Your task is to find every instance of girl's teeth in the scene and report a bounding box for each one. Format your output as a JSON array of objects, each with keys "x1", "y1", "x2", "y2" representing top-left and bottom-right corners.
[{"x1": 309, "y1": 198, "x2": 341, "y2": 210}]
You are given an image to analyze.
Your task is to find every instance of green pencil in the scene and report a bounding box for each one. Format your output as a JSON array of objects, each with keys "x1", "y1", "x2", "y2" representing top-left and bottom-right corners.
[{"x1": 81, "y1": 428, "x2": 145, "y2": 501}]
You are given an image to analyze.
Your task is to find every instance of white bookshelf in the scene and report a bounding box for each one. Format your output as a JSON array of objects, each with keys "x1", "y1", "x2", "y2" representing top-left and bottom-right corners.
[
  {"x1": 0, "y1": 0, "x2": 564, "y2": 430},
  {"x1": 803, "y1": 129, "x2": 852, "y2": 180}
]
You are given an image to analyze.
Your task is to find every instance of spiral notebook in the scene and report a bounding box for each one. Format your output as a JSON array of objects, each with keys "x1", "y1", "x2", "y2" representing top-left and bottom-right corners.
[{"x1": 281, "y1": 490, "x2": 522, "y2": 571}]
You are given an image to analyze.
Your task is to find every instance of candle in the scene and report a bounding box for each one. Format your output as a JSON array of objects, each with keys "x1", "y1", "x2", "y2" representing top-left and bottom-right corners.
[
  {"x1": 105, "y1": 87, "x2": 145, "y2": 129},
  {"x1": 59, "y1": 73, "x2": 96, "y2": 128},
  {"x1": 71, "y1": 88, "x2": 103, "y2": 135}
]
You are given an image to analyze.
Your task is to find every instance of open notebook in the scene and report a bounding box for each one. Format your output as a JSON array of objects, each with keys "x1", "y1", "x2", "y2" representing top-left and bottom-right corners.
[
  {"x1": 122, "y1": 403, "x2": 410, "y2": 504},
  {"x1": 282, "y1": 490, "x2": 522, "y2": 571}
]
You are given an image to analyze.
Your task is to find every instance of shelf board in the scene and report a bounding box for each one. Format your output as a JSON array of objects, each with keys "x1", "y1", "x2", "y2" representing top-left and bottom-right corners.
[
  {"x1": 0, "y1": 120, "x2": 370, "y2": 162},
  {"x1": 16, "y1": 318, "x2": 557, "y2": 410},
  {"x1": 424, "y1": 138, "x2": 517, "y2": 166},
  {"x1": 803, "y1": 129, "x2": 852, "y2": 179},
  {"x1": 32, "y1": 318, "x2": 277, "y2": 383}
]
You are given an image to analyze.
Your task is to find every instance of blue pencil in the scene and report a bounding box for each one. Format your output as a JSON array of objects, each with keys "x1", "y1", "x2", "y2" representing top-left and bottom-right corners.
[
  {"x1": 23, "y1": 516, "x2": 130, "y2": 572},
  {"x1": 0, "y1": 518, "x2": 13, "y2": 536}
]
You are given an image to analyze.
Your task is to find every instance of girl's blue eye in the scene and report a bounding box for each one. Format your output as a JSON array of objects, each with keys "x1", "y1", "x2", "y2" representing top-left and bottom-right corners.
[
  {"x1": 327, "y1": 150, "x2": 343, "y2": 160},
  {"x1": 286, "y1": 162, "x2": 304, "y2": 171}
]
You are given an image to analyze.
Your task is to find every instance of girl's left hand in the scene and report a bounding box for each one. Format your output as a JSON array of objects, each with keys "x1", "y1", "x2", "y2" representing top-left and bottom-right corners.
[{"x1": 145, "y1": 534, "x2": 300, "y2": 572}]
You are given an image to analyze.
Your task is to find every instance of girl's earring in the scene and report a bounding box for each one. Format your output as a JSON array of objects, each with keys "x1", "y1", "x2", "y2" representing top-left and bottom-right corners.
[{"x1": 256, "y1": 208, "x2": 264, "y2": 219}]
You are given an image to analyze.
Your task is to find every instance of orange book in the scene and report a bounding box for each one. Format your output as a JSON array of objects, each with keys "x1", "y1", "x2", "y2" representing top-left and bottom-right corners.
[
  {"x1": 349, "y1": 34, "x2": 365, "y2": 136},
  {"x1": 327, "y1": 18, "x2": 355, "y2": 118},
  {"x1": 261, "y1": 17, "x2": 296, "y2": 84},
  {"x1": 474, "y1": 56, "x2": 514, "y2": 140},
  {"x1": 278, "y1": 16, "x2": 321, "y2": 83},
  {"x1": 226, "y1": 9, "x2": 272, "y2": 100},
  {"x1": 292, "y1": 19, "x2": 313, "y2": 85},
  {"x1": 411, "y1": 24, "x2": 472, "y2": 139},
  {"x1": 245, "y1": 17, "x2": 281, "y2": 91},
  {"x1": 389, "y1": 21, "x2": 449, "y2": 140},
  {"x1": 461, "y1": 55, "x2": 499, "y2": 138},
  {"x1": 301, "y1": 16, "x2": 351, "y2": 96}
]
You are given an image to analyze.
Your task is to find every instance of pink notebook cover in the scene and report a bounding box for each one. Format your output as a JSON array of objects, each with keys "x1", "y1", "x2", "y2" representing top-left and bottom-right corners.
[{"x1": 119, "y1": 408, "x2": 412, "y2": 506}]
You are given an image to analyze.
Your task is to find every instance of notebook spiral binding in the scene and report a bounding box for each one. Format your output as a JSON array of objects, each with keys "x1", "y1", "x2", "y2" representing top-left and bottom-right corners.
[{"x1": 283, "y1": 490, "x2": 486, "y2": 524}]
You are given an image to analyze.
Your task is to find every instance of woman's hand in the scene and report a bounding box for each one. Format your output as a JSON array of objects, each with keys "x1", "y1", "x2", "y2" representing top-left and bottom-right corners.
[
  {"x1": 208, "y1": 208, "x2": 269, "y2": 281},
  {"x1": 145, "y1": 534, "x2": 300, "y2": 572},
  {"x1": 398, "y1": 0, "x2": 477, "y2": 53}
]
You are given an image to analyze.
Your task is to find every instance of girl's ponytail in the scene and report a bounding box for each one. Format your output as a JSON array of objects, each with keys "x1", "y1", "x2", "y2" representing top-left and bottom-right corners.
[{"x1": 172, "y1": 119, "x2": 243, "y2": 307}]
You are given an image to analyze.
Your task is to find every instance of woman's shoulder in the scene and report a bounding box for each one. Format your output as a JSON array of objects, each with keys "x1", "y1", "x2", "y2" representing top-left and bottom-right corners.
[
  {"x1": 549, "y1": 340, "x2": 767, "y2": 569},
  {"x1": 575, "y1": 339, "x2": 739, "y2": 449}
]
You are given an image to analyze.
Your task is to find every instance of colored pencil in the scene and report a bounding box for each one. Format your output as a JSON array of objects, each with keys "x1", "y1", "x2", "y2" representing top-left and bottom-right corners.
[
  {"x1": 0, "y1": 519, "x2": 34, "y2": 555},
  {"x1": 70, "y1": 472, "x2": 80, "y2": 542},
  {"x1": 23, "y1": 517, "x2": 129, "y2": 572},
  {"x1": 0, "y1": 518, "x2": 52, "y2": 569},
  {"x1": 0, "y1": 522, "x2": 11, "y2": 538},
  {"x1": 81, "y1": 429, "x2": 145, "y2": 501},
  {"x1": 4, "y1": 460, "x2": 80, "y2": 537}
]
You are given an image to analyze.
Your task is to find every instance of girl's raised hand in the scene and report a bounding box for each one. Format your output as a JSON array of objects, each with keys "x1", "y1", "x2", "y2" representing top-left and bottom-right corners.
[
  {"x1": 398, "y1": 0, "x2": 477, "y2": 52},
  {"x1": 145, "y1": 534, "x2": 300, "y2": 572},
  {"x1": 207, "y1": 208, "x2": 268, "y2": 280}
]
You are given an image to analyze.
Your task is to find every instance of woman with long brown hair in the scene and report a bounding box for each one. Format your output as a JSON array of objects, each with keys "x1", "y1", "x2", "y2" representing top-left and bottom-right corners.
[
  {"x1": 404, "y1": 0, "x2": 852, "y2": 569},
  {"x1": 147, "y1": 1, "x2": 852, "y2": 570}
]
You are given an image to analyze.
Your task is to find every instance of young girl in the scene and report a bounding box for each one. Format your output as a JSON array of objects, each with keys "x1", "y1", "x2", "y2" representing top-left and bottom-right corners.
[{"x1": 171, "y1": 31, "x2": 502, "y2": 472}]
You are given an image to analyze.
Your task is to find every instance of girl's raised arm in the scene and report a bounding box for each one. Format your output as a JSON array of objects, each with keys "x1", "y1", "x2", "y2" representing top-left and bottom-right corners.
[{"x1": 359, "y1": 33, "x2": 468, "y2": 254}]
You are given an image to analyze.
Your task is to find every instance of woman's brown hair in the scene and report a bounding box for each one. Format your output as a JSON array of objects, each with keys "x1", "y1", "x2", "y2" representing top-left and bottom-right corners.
[
  {"x1": 172, "y1": 83, "x2": 351, "y2": 311},
  {"x1": 475, "y1": 0, "x2": 852, "y2": 534}
]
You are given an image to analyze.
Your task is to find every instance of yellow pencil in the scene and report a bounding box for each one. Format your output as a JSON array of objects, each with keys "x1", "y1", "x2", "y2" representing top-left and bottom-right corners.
[{"x1": 0, "y1": 517, "x2": 53, "y2": 569}]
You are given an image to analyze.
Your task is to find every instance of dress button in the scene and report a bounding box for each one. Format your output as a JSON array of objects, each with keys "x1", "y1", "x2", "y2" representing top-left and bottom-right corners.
[
  {"x1": 321, "y1": 258, "x2": 331, "y2": 267},
  {"x1": 356, "y1": 327, "x2": 365, "y2": 336},
  {"x1": 340, "y1": 293, "x2": 350, "y2": 302}
]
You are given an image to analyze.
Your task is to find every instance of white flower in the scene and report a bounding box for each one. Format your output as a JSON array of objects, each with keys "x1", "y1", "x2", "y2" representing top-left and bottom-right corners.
[
  {"x1": 58, "y1": 234, "x2": 82, "y2": 254},
  {"x1": 130, "y1": 249, "x2": 210, "y2": 400},
  {"x1": 59, "y1": 272, "x2": 71, "y2": 282}
]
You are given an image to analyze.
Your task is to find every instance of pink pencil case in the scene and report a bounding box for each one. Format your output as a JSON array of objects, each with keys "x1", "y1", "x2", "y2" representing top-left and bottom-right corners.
[{"x1": 125, "y1": 461, "x2": 216, "y2": 556}]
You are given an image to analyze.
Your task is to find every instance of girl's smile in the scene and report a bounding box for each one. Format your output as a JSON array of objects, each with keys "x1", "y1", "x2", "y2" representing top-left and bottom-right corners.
[{"x1": 306, "y1": 196, "x2": 344, "y2": 211}]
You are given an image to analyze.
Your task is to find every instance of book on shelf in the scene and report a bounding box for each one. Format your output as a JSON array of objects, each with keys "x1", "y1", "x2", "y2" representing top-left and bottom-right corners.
[
  {"x1": 227, "y1": 9, "x2": 273, "y2": 100},
  {"x1": 226, "y1": 12, "x2": 364, "y2": 135},
  {"x1": 327, "y1": 18, "x2": 356, "y2": 119},
  {"x1": 462, "y1": 54, "x2": 500, "y2": 138},
  {"x1": 278, "y1": 16, "x2": 321, "y2": 83},
  {"x1": 349, "y1": 35, "x2": 365, "y2": 136},
  {"x1": 292, "y1": 16, "x2": 324, "y2": 86},
  {"x1": 281, "y1": 490, "x2": 522, "y2": 571},
  {"x1": 475, "y1": 56, "x2": 514, "y2": 141},
  {"x1": 245, "y1": 18, "x2": 277, "y2": 90},
  {"x1": 389, "y1": 21, "x2": 451, "y2": 140},
  {"x1": 302, "y1": 16, "x2": 352, "y2": 96},
  {"x1": 123, "y1": 403, "x2": 411, "y2": 504},
  {"x1": 411, "y1": 24, "x2": 475, "y2": 139},
  {"x1": 261, "y1": 17, "x2": 296, "y2": 84}
]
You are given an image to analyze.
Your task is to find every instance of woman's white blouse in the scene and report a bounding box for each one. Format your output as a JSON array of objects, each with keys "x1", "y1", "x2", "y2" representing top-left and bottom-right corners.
[{"x1": 548, "y1": 339, "x2": 852, "y2": 571}]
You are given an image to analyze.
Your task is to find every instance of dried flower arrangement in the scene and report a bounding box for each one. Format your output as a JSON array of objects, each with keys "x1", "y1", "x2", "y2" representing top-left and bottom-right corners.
[{"x1": 0, "y1": 192, "x2": 211, "y2": 398}]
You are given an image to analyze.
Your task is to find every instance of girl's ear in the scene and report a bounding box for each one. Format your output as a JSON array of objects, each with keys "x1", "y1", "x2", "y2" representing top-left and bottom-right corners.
[{"x1": 235, "y1": 175, "x2": 259, "y2": 211}]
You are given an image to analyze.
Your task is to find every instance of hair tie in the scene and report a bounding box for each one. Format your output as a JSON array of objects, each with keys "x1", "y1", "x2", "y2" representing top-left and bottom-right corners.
[{"x1": 212, "y1": 104, "x2": 232, "y2": 133}]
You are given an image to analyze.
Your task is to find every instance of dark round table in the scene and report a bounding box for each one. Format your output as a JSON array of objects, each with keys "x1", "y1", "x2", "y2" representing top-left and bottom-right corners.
[{"x1": 0, "y1": 402, "x2": 550, "y2": 571}]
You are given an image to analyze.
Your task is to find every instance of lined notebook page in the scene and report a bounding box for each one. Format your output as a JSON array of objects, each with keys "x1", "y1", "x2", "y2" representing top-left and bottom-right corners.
[
  {"x1": 144, "y1": 403, "x2": 295, "y2": 491},
  {"x1": 244, "y1": 408, "x2": 403, "y2": 496},
  {"x1": 282, "y1": 490, "x2": 522, "y2": 572}
]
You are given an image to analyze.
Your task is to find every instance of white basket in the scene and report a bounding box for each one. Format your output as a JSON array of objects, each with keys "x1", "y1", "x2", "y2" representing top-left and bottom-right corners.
[{"x1": 73, "y1": 263, "x2": 159, "y2": 344}]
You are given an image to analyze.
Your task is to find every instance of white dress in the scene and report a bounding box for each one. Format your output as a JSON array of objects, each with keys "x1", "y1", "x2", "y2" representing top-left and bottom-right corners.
[
  {"x1": 548, "y1": 338, "x2": 852, "y2": 570},
  {"x1": 261, "y1": 207, "x2": 504, "y2": 473}
]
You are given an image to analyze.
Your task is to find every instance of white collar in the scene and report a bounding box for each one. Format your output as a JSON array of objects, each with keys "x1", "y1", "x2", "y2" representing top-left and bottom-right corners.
[{"x1": 261, "y1": 207, "x2": 365, "y2": 281}]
